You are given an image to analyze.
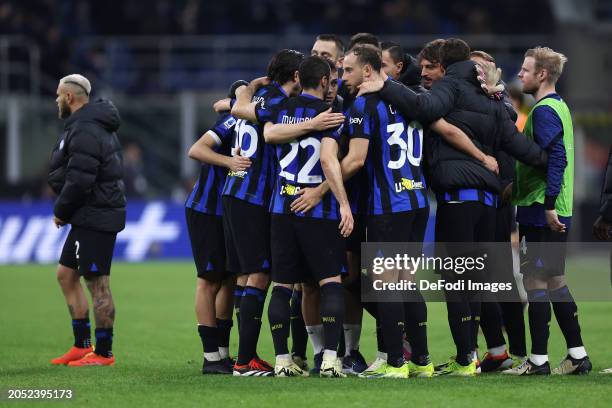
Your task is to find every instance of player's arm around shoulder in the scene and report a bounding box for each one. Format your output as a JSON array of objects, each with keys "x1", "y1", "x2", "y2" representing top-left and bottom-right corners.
[
  {"x1": 263, "y1": 108, "x2": 344, "y2": 144},
  {"x1": 230, "y1": 77, "x2": 269, "y2": 122},
  {"x1": 188, "y1": 121, "x2": 251, "y2": 173}
]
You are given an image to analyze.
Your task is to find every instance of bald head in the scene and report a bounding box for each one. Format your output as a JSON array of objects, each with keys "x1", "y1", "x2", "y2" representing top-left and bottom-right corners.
[{"x1": 56, "y1": 74, "x2": 91, "y2": 119}]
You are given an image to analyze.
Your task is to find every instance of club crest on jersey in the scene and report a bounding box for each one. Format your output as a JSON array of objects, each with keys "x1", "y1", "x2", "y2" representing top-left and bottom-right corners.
[
  {"x1": 280, "y1": 184, "x2": 301, "y2": 196},
  {"x1": 395, "y1": 178, "x2": 424, "y2": 193},
  {"x1": 228, "y1": 170, "x2": 247, "y2": 178}
]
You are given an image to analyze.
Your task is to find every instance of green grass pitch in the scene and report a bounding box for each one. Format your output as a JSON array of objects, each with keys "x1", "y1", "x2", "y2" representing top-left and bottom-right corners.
[{"x1": 1, "y1": 262, "x2": 611, "y2": 407}]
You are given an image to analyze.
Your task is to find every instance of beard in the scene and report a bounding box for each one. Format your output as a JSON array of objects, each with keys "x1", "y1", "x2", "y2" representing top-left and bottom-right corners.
[{"x1": 58, "y1": 99, "x2": 72, "y2": 119}]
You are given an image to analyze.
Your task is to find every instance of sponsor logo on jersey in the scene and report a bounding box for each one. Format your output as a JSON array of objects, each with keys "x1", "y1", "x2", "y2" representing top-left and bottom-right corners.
[
  {"x1": 394, "y1": 178, "x2": 424, "y2": 193},
  {"x1": 280, "y1": 184, "x2": 301, "y2": 196},
  {"x1": 228, "y1": 170, "x2": 247, "y2": 178}
]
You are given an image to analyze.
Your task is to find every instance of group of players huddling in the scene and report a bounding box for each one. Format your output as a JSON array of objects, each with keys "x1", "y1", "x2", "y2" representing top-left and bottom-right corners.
[
  {"x1": 183, "y1": 33, "x2": 592, "y2": 378},
  {"x1": 49, "y1": 33, "x2": 592, "y2": 378}
]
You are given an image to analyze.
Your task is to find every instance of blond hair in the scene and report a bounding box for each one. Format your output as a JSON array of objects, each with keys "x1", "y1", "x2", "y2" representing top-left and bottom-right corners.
[
  {"x1": 59, "y1": 74, "x2": 91, "y2": 96},
  {"x1": 524, "y1": 47, "x2": 567, "y2": 84}
]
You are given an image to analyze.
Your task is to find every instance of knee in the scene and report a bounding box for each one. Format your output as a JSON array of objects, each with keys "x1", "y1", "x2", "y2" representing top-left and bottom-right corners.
[
  {"x1": 302, "y1": 282, "x2": 318, "y2": 296},
  {"x1": 56, "y1": 265, "x2": 79, "y2": 286},
  {"x1": 547, "y1": 276, "x2": 566, "y2": 291},
  {"x1": 197, "y1": 278, "x2": 221, "y2": 295},
  {"x1": 268, "y1": 286, "x2": 292, "y2": 319},
  {"x1": 247, "y1": 272, "x2": 270, "y2": 290}
]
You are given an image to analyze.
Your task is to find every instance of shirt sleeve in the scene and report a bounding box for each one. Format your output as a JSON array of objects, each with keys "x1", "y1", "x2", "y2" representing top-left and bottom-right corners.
[
  {"x1": 255, "y1": 96, "x2": 284, "y2": 124},
  {"x1": 532, "y1": 105, "x2": 567, "y2": 208},
  {"x1": 379, "y1": 77, "x2": 456, "y2": 124},
  {"x1": 209, "y1": 114, "x2": 236, "y2": 146},
  {"x1": 345, "y1": 97, "x2": 371, "y2": 140}
]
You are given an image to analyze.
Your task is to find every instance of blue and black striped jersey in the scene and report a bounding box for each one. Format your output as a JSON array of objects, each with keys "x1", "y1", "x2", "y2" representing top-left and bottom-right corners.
[
  {"x1": 263, "y1": 93, "x2": 342, "y2": 220},
  {"x1": 221, "y1": 82, "x2": 288, "y2": 207},
  {"x1": 339, "y1": 97, "x2": 369, "y2": 216},
  {"x1": 185, "y1": 113, "x2": 235, "y2": 215},
  {"x1": 347, "y1": 94, "x2": 429, "y2": 215}
]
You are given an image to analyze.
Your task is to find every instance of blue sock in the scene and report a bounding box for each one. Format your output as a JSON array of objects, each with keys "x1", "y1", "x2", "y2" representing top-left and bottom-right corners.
[
  {"x1": 72, "y1": 318, "x2": 91, "y2": 348},
  {"x1": 94, "y1": 328, "x2": 114, "y2": 358}
]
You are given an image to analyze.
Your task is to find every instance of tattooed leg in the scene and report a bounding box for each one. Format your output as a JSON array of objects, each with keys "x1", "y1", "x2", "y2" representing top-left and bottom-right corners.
[{"x1": 85, "y1": 275, "x2": 115, "y2": 328}]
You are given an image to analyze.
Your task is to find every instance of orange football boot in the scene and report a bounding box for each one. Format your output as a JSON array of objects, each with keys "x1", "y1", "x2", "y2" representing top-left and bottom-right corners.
[
  {"x1": 67, "y1": 352, "x2": 115, "y2": 366},
  {"x1": 51, "y1": 346, "x2": 93, "y2": 365}
]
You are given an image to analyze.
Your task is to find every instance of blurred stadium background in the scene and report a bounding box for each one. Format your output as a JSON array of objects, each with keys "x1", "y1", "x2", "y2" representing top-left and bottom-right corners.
[
  {"x1": 1, "y1": 2, "x2": 612, "y2": 405},
  {"x1": 1, "y1": 0, "x2": 611, "y2": 265}
]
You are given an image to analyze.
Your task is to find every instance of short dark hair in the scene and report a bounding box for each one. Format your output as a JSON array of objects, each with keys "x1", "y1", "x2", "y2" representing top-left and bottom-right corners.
[
  {"x1": 350, "y1": 44, "x2": 382, "y2": 72},
  {"x1": 381, "y1": 41, "x2": 407, "y2": 73},
  {"x1": 417, "y1": 39, "x2": 445, "y2": 64},
  {"x1": 348, "y1": 33, "x2": 380, "y2": 51},
  {"x1": 315, "y1": 34, "x2": 345, "y2": 56},
  {"x1": 299, "y1": 56, "x2": 331, "y2": 89},
  {"x1": 325, "y1": 57, "x2": 337, "y2": 73},
  {"x1": 470, "y1": 50, "x2": 495, "y2": 63},
  {"x1": 440, "y1": 38, "x2": 470, "y2": 69},
  {"x1": 267, "y1": 49, "x2": 304, "y2": 84}
]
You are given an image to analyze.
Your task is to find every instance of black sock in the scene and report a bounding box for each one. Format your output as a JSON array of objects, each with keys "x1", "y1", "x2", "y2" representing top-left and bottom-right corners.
[
  {"x1": 362, "y1": 300, "x2": 378, "y2": 320},
  {"x1": 216, "y1": 319, "x2": 233, "y2": 354},
  {"x1": 268, "y1": 286, "x2": 292, "y2": 356},
  {"x1": 527, "y1": 289, "x2": 551, "y2": 356},
  {"x1": 445, "y1": 298, "x2": 472, "y2": 366},
  {"x1": 403, "y1": 294, "x2": 429, "y2": 364},
  {"x1": 337, "y1": 328, "x2": 346, "y2": 357},
  {"x1": 234, "y1": 286, "x2": 244, "y2": 334},
  {"x1": 480, "y1": 302, "x2": 506, "y2": 351},
  {"x1": 72, "y1": 318, "x2": 91, "y2": 349},
  {"x1": 198, "y1": 325, "x2": 219, "y2": 359},
  {"x1": 549, "y1": 286, "x2": 584, "y2": 349},
  {"x1": 500, "y1": 302, "x2": 526, "y2": 357},
  {"x1": 469, "y1": 301, "x2": 481, "y2": 353},
  {"x1": 320, "y1": 282, "x2": 344, "y2": 352},
  {"x1": 94, "y1": 328, "x2": 113, "y2": 358},
  {"x1": 375, "y1": 320, "x2": 386, "y2": 353},
  {"x1": 290, "y1": 290, "x2": 308, "y2": 358},
  {"x1": 378, "y1": 302, "x2": 405, "y2": 367},
  {"x1": 236, "y1": 286, "x2": 266, "y2": 365}
]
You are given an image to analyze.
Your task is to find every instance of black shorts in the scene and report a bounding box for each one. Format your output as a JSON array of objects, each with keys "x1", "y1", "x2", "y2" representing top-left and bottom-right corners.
[
  {"x1": 435, "y1": 201, "x2": 496, "y2": 280},
  {"x1": 518, "y1": 224, "x2": 568, "y2": 278},
  {"x1": 495, "y1": 204, "x2": 514, "y2": 243},
  {"x1": 345, "y1": 214, "x2": 366, "y2": 253},
  {"x1": 270, "y1": 214, "x2": 345, "y2": 284},
  {"x1": 59, "y1": 226, "x2": 117, "y2": 278},
  {"x1": 222, "y1": 196, "x2": 271, "y2": 275},
  {"x1": 185, "y1": 208, "x2": 231, "y2": 282},
  {"x1": 367, "y1": 207, "x2": 429, "y2": 243}
]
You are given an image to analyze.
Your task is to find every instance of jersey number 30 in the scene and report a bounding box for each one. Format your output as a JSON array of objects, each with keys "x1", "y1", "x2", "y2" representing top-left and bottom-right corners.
[{"x1": 386, "y1": 121, "x2": 423, "y2": 169}]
